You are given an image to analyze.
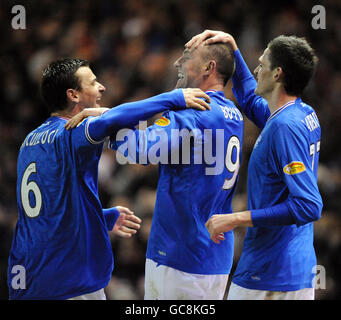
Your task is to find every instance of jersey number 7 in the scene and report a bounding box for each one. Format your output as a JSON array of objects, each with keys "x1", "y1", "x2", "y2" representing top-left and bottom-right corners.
[{"x1": 310, "y1": 140, "x2": 320, "y2": 171}]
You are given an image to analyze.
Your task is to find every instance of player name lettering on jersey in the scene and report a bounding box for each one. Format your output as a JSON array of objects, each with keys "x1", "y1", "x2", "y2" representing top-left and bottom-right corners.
[
  {"x1": 304, "y1": 112, "x2": 320, "y2": 132},
  {"x1": 219, "y1": 105, "x2": 243, "y2": 121},
  {"x1": 20, "y1": 129, "x2": 59, "y2": 149}
]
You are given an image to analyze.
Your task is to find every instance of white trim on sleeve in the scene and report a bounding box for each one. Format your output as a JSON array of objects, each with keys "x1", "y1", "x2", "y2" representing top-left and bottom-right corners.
[{"x1": 85, "y1": 117, "x2": 105, "y2": 145}]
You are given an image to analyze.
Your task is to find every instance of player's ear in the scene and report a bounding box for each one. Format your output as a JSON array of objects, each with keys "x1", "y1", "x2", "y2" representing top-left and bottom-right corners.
[
  {"x1": 204, "y1": 60, "x2": 216, "y2": 75},
  {"x1": 66, "y1": 89, "x2": 79, "y2": 103},
  {"x1": 274, "y1": 67, "x2": 284, "y2": 82}
]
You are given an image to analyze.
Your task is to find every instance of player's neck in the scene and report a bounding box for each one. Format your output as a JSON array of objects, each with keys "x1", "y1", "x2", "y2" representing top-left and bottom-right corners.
[
  {"x1": 267, "y1": 87, "x2": 297, "y2": 114},
  {"x1": 200, "y1": 80, "x2": 224, "y2": 92},
  {"x1": 51, "y1": 104, "x2": 83, "y2": 119}
]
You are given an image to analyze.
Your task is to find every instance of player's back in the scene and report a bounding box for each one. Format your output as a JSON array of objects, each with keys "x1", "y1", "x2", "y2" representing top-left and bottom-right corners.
[
  {"x1": 146, "y1": 90, "x2": 244, "y2": 274},
  {"x1": 8, "y1": 116, "x2": 113, "y2": 299}
]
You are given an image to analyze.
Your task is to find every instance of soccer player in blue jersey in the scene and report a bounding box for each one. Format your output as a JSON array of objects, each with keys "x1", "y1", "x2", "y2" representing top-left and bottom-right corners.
[
  {"x1": 7, "y1": 58, "x2": 210, "y2": 300},
  {"x1": 107, "y1": 42, "x2": 246, "y2": 299},
  {"x1": 187, "y1": 30, "x2": 323, "y2": 299}
]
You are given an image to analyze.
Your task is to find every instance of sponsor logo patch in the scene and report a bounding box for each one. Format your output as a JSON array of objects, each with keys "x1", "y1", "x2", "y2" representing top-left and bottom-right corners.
[
  {"x1": 283, "y1": 161, "x2": 306, "y2": 175},
  {"x1": 155, "y1": 116, "x2": 170, "y2": 127}
]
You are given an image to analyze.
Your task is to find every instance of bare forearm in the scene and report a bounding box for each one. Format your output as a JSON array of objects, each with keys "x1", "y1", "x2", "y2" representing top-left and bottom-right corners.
[
  {"x1": 206, "y1": 211, "x2": 253, "y2": 244},
  {"x1": 234, "y1": 210, "x2": 253, "y2": 228}
]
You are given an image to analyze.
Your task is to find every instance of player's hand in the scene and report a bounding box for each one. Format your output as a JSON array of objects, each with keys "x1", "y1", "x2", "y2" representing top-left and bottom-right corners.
[
  {"x1": 113, "y1": 206, "x2": 142, "y2": 238},
  {"x1": 183, "y1": 88, "x2": 211, "y2": 111},
  {"x1": 185, "y1": 30, "x2": 238, "y2": 52},
  {"x1": 206, "y1": 211, "x2": 253, "y2": 244},
  {"x1": 205, "y1": 214, "x2": 237, "y2": 244},
  {"x1": 64, "y1": 107, "x2": 109, "y2": 130}
]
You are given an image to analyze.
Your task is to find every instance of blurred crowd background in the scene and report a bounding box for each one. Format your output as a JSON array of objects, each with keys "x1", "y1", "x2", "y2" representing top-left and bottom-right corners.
[{"x1": 0, "y1": 0, "x2": 340, "y2": 300}]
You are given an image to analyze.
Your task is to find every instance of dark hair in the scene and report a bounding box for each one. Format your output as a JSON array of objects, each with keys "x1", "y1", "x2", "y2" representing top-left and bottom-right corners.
[
  {"x1": 202, "y1": 43, "x2": 235, "y2": 86},
  {"x1": 41, "y1": 58, "x2": 89, "y2": 112},
  {"x1": 267, "y1": 35, "x2": 318, "y2": 96}
]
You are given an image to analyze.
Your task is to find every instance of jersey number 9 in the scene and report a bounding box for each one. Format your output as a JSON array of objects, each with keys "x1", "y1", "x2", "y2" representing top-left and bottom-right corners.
[{"x1": 223, "y1": 136, "x2": 240, "y2": 190}]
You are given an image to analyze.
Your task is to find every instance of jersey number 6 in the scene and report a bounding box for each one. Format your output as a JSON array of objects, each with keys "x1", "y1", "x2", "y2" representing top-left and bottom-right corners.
[{"x1": 21, "y1": 162, "x2": 42, "y2": 218}]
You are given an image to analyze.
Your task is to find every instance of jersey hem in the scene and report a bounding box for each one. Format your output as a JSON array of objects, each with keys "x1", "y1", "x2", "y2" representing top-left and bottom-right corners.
[
  {"x1": 146, "y1": 256, "x2": 231, "y2": 275},
  {"x1": 9, "y1": 277, "x2": 111, "y2": 300},
  {"x1": 232, "y1": 278, "x2": 313, "y2": 292}
]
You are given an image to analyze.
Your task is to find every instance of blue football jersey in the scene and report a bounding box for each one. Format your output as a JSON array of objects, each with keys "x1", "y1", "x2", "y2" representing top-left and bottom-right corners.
[
  {"x1": 8, "y1": 88, "x2": 188, "y2": 299},
  {"x1": 111, "y1": 91, "x2": 245, "y2": 274},
  {"x1": 231, "y1": 50, "x2": 323, "y2": 291},
  {"x1": 8, "y1": 117, "x2": 113, "y2": 300}
]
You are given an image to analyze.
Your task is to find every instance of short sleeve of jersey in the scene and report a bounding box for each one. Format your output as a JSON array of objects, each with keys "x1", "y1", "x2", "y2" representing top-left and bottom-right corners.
[{"x1": 269, "y1": 122, "x2": 322, "y2": 225}]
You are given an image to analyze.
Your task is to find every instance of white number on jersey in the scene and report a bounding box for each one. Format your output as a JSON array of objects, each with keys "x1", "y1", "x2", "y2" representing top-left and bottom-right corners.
[
  {"x1": 21, "y1": 162, "x2": 42, "y2": 218},
  {"x1": 223, "y1": 136, "x2": 241, "y2": 190},
  {"x1": 309, "y1": 140, "x2": 320, "y2": 170}
]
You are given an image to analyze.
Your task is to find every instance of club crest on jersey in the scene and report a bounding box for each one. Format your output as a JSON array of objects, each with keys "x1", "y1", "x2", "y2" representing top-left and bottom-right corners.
[
  {"x1": 155, "y1": 116, "x2": 170, "y2": 127},
  {"x1": 283, "y1": 161, "x2": 306, "y2": 175}
]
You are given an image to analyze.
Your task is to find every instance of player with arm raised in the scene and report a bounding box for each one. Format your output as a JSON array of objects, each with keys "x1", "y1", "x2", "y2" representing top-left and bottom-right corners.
[
  {"x1": 7, "y1": 58, "x2": 210, "y2": 300},
  {"x1": 187, "y1": 30, "x2": 323, "y2": 300},
  {"x1": 66, "y1": 41, "x2": 246, "y2": 300}
]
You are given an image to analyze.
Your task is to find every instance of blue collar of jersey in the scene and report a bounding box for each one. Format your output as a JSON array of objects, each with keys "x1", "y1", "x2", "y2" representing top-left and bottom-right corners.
[
  {"x1": 267, "y1": 98, "x2": 301, "y2": 123},
  {"x1": 205, "y1": 90, "x2": 225, "y2": 96}
]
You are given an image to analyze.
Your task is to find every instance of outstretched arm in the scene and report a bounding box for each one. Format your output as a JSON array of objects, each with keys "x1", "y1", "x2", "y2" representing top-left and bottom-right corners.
[
  {"x1": 110, "y1": 108, "x2": 198, "y2": 165},
  {"x1": 186, "y1": 30, "x2": 270, "y2": 129},
  {"x1": 65, "y1": 88, "x2": 210, "y2": 143},
  {"x1": 88, "y1": 89, "x2": 210, "y2": 143},
  {"x1": 64, "y1": 107, "x2": 109, "y2": 130},
  {"x1": 231, "y1": 50, "x2": 270, "y2": 129}
]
